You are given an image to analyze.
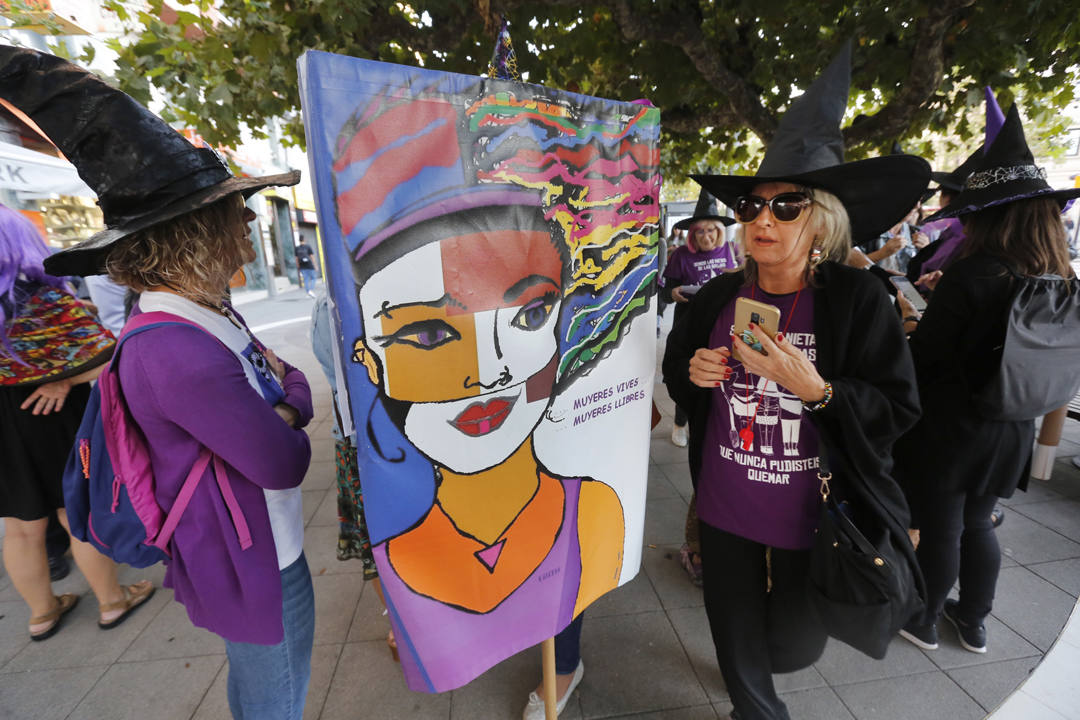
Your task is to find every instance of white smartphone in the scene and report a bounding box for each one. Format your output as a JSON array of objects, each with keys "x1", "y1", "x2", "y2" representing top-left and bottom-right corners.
[{"x1": 890, "y1": 276, "x2": 927, "y2": 313}]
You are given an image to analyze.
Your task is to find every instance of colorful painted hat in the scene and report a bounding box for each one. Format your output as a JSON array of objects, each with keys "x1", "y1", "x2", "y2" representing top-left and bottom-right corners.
[
  {"x1": 331, "y1": 90, "x2": 545, "y2": 283},
  {"x1": 925, "y1": 103, "x2": 1080, "y2": 221},
  {"x1": 0, "y1": 47, "x2": 299, "y2": 277},
  {"x1": 672, "y1": 187, "x2": 735, "y2": 230},
  {"x1": 691, "y1": 42, "x2": 930, "y2": 242}
]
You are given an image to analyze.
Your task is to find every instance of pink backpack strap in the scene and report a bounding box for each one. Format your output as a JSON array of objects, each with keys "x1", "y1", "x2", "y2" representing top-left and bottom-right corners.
[
  {"x1": 112, "y1": 311, "x2": 253, "y2": 553},
  {"x1": 213, "y1": 455, "x2": 253, "y2": 549},
  {"x1": 152, "y1": 449, "x2": 253, "y2": 552}
]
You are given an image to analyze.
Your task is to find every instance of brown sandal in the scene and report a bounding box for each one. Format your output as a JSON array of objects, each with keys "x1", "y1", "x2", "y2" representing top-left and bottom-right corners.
[
  {"x1": 98, "y1": 581, "x2": 155, "y2": 630},
  {"x1": 29, "y1": 593, "x2": 80, "y2": 642}
]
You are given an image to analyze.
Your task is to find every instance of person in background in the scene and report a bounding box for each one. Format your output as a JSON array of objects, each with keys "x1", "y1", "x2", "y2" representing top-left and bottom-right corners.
[
  {"x1": 660, "y1": 191, "x2": 737, "y2": 449},
  {"x1": 295, "y1": 235, "x2": 318, "y2": 298},
  {"x1": 309, "y1": 289, "x2": 396, "y2": 658},
  {"x1": 896, "y1": 105, "x2": 1079, "y2": 655},
  {"x1": 1, "y1": 203, "x2": 154, "y2": 642},
  {"x1": 84, "y1": 274, "x2": 128, "y2": 334}
]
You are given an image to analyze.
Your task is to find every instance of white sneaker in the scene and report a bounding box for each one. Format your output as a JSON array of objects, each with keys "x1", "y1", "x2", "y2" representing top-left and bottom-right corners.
[
  {"x1": 522, "y1": 661, "x2": 584, "y2": 720},
  {"x1": 671, "y1": 424, "x2": 688, "y2": 448}
]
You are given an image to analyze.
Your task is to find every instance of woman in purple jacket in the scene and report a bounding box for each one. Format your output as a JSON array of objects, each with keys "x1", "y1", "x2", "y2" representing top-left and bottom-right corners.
[{"x1": 106, "y1": 194, "x2": 315, "y2": 720}]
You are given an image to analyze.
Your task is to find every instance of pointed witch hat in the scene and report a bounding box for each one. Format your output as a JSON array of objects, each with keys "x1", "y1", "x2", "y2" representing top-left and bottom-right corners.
[
  {"x1": 691, "y1": 41, "x2": 930, "y2": 242},
  {"x1": 930, "y1": 87, "x2": 1006, "y2": 193},
  {"x1": 924, "y1": 103, "x2": 1080, "y2": 221},
  {"x1": 673, "y1": 186, "x2": 735, "y2": 230},
  {"x1": 0, "y1": 47, "x2": 300, "y2": 277}
]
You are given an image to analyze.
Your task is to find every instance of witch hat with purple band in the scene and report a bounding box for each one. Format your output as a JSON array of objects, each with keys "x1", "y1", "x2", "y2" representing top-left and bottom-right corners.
[
  {"x1": 924, "y1": 104, "x2": 1080, "y2": 222},
  {"x1": 0, "y1": 47, "x2": 300, "y2": 277},
  {"x1": 930, "y1": 87, "x2": 1006, "y2": 193},
  {"x1": 331, "y1": 87, "x2": 546, "y2": 284},
  {"x1": 672, "y1": 187, "x2": 735, "y2": 231},
  {"x1": 691, "y1": 41, "x2": 930, "y2": 242}
]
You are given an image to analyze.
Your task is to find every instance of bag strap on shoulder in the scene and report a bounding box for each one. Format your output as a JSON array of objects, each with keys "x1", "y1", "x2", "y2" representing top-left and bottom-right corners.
[{"x1": 109, "y1": 312, "x2": 254, "y2": 553}]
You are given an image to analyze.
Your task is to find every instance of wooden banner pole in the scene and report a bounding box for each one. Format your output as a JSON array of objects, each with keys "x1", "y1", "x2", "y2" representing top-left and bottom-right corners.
[{"x1": 541, "y1": 636, "x2": 557, "y2": 720}]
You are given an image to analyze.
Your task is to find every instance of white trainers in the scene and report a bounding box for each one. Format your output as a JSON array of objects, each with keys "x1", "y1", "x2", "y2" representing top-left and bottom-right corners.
[
  {"x1": 671, "y1": 424, "x2": 688, "y2": 448},
  {"x1": 522, "y1": 661, "x2": 584, "y2": 720}
]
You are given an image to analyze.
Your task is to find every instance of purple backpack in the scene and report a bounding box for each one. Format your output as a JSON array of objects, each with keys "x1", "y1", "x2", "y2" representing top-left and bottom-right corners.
[{"x1": 63, "y1": 311, "x2": 252, "y2": 567}]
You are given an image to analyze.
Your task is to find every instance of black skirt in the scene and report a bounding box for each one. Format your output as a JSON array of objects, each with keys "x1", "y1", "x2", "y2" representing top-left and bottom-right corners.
[{"x1": 0, "y1": 382, "x2": 90, "y2": 520}]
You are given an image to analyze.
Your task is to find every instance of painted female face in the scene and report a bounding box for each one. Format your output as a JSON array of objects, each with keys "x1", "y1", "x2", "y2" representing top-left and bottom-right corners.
[
  {"x1": 358, "y1": 228, "x2": 563, "y2": 474},
  {"x1": 741, "y1": 182, "x2": 817, "y2": 275}
]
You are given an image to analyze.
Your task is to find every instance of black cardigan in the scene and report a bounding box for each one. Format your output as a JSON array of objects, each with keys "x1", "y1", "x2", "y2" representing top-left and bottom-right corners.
[
  {"x1": 661, "y1": 262, "x2": 923, "y2": 583},
  {"x1": 893, "y1": 253, "x2": 1032, "y2": 500}
]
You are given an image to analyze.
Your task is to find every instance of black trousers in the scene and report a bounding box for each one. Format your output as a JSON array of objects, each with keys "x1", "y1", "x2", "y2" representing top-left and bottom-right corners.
[
  {"x1": 913, "y1": 491, "x2": 999, "y2": 626},
  {"x1": 700, "y1": 522, "x2": 827, "y2": 720},
  {"x1": 46, "y1": 511, "x2": 70, "y2": 559}
]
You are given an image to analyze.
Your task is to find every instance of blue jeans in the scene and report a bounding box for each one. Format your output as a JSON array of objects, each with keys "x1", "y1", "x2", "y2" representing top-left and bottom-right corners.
[
  {"x1": 225, "y1": 553, "x2": 315, "y2": 720},
  {"x1": 555, "y1": 613, "x2": 583, "y2": 674},
  {"x1": 299, "y1": 268, "x2": 317, "y2": 291}
]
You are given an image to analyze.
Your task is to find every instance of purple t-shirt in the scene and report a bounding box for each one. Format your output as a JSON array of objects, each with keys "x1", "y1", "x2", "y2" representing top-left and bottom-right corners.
[
  {"x1": 662, "y1": 244, "x2": 738, "y2": 290},
  {"x1": 697, "y1": 284, "x2": 821, "y2": 550}
]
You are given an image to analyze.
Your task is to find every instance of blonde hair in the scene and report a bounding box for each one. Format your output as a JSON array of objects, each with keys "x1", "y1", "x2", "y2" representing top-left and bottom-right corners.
[
  {"x1": 741, "y1": 186, "x2": 851, "y2": 286},
  {"x1": 107, "y1": 194, "x2": 246, "y2": 306},
  {"x1": 686, "y1": 219, "x2": 728, "y2": 253}
]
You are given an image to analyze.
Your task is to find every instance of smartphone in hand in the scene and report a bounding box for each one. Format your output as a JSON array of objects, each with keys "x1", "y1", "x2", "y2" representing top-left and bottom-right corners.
[
  {"x1": 733, "y1": 297, "x2": 781, "y2": 359},
  {"x1": 890, "y1": 276, "x2": 928, "y2": 313}
]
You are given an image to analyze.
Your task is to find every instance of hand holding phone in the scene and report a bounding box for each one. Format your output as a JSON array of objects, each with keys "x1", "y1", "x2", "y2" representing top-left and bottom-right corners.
[
  {"x1": 890, "y1": 276, "x2": 928, "y2": 313},
  {"x1": 733, "y1": 297, "x2": 781, "y2": 360}
]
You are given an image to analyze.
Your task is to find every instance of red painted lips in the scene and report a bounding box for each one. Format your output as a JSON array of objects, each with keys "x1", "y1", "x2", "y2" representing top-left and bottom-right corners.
[{"x1": 451, "y1": 396, "x2": 516, "y2": 436}]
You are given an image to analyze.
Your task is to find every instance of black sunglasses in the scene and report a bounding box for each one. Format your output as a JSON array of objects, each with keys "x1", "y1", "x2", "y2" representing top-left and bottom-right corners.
[{"x1": 734, "y1": 192, "x2": 813, "y2": 224}]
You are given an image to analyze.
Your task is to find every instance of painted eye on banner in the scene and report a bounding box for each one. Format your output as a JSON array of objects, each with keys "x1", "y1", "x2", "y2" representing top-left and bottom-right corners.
[
  {"x1": 375, "y1": 320, "x2": 461, "y2": 350},
  {"x1": 511, "y1": 294, "x2": 557, "y2": 331}
]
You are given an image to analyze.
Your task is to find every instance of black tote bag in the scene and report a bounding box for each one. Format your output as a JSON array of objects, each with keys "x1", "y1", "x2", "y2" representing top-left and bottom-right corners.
[{"x1": 807, "y1": 441, "x2": 923, "y2": 659}]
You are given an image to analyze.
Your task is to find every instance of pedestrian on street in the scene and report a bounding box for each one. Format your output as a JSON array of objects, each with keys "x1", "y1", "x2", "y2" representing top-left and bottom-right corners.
[{"x1": 295, "y1": 235, "x2": 318, "y2": 297}]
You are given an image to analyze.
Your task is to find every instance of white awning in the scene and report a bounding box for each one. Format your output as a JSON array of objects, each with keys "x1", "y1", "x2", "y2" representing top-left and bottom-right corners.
[{"x1": 0, "y1": 141, "x2": 95, "y2": 199}]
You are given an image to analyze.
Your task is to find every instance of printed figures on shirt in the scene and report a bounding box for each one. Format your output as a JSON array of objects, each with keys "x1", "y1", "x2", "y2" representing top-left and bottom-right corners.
[{"x1": 298, "y1": 52, "x2": 659, "y2": 693}]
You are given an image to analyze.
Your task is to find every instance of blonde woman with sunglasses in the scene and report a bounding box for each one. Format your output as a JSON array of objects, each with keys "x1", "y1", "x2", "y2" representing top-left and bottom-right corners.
[{"x1": 662, "y1": 45, "x2": 929, "y2": 720}]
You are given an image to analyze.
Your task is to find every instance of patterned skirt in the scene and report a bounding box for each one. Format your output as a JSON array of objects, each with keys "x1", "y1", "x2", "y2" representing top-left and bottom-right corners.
[{"x1": 335, "y1": 437, "x2": 377, "y2": 579}]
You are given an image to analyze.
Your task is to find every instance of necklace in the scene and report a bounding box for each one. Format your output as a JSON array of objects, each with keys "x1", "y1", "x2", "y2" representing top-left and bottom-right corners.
[{"x1": 736, "y1": 282, "x2": 804, "y2": 451}]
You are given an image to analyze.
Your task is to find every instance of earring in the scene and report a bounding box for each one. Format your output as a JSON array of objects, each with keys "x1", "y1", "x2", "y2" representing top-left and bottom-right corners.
[{"x1": 809, "y1": 244, "x2": 824, "y2": 267}]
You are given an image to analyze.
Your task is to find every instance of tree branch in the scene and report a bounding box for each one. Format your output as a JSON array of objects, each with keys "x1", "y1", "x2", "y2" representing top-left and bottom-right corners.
[
  {"x1": 606, "y1": 0, "x2": 778, "y2": 141},
  {"x1": 843, "y1": 0, "x2": 976, "y2": 146},
  {"x1": 663, "y1": 105, "x2": 740, "y2": 135}
]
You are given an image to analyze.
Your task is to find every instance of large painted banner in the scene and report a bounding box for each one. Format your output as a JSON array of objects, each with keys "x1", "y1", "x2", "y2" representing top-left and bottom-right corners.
[{"x1": 298, "y1": 51, "x2": 660, "y2": 692}]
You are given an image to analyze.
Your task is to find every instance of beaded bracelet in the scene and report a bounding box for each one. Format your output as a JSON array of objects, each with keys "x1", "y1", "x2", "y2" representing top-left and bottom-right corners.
[{"x1": 803, "y1": 381, "x2": 833, "y2": 412}]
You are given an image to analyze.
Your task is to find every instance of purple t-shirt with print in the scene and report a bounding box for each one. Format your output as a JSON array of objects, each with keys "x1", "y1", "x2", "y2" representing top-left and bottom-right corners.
[
  {"x1": 696, "y1": 284, "x2": 821, "y2": 550},
  {"x1": 662, "y1": 244, "x2": 738, "y2": 289}
]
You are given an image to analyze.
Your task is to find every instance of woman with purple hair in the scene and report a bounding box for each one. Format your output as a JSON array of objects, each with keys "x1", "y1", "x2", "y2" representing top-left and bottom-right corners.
[{"x1": 0, "y1": 203, "x2": 154, "y2": 641}]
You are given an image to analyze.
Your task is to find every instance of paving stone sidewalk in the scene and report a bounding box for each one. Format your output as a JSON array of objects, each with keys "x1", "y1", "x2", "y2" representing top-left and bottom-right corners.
[{"x1": 1, "y1": 290, "x2": 1077, "y2": 720}]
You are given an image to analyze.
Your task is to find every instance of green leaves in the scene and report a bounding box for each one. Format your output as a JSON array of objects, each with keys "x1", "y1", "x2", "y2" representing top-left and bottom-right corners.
[{"x1": 100, "y1": 0, "x2": 1080, "y2": 180}]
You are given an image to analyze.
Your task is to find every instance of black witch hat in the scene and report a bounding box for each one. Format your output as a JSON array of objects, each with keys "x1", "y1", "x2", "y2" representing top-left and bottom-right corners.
[
  {"x1": 924, "y1": 104, "x2": 1080, "y2": 221},
  {"x1": 0, "y1": 47, "x2": 300, "y2": 276},
  {"x1": 672, "y1": 187, "x2": 735, "y2": 230},
  {"x1": 929, "y1": 87, "x2": 1006, "y2": 195},
  {"x1": 691, "y1": 42, "x2": 930, "y2": 242},
  {"x1": 930, "y1": 148, "x2": 982, "y2": 193}
]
